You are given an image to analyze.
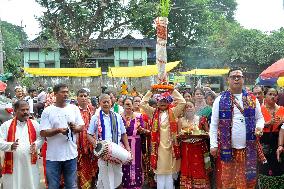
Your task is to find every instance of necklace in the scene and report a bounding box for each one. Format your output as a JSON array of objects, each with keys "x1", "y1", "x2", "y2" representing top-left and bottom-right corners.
[
  {"x1": 266, "y1": 104, "x2": 278, "y2": 116},
  {"x1": 123, "y1": 112, "x2": 134, "y2": 128}
]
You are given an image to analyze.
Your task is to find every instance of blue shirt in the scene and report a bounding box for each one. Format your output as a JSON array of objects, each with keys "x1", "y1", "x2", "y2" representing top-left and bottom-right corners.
[{"x1": 87, "y1": 111, "x2": 126, "y2": 142}]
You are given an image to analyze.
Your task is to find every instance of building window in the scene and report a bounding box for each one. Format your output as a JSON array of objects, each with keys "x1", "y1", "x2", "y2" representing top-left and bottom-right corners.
[
  {"x1": 28, "y1": 62, "x2": 39, "y2": 68},
  {"x1": 45, "y1": 61, "x2": 55, "y2": 68},
  {"x1": 45, "y1": 52, "x2": 55, "y2": 61},
  {"x1": 134, "y1": 60, "x2": 143, "y2": 66},
  {"x1": 119, "y1": 61, "x2": 128, "y2": 67},
  {"x1": 60, "y1": 60, "x2": 74, "y2": 68},
  {"x1": 29, "y1": 51, "x2": 39, "y2": 60},
  {"x1": 28, "y1": 60, "x2": 39, "y2": 68}
]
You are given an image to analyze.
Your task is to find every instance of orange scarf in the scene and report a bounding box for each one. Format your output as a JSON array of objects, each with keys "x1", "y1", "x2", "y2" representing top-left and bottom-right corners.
[
  {"x1": 3, "y1": 118, "x2": 37, "y2": 174},
  {"x1": 150, "y1": 108, "x2": 181, "y2": 170}
]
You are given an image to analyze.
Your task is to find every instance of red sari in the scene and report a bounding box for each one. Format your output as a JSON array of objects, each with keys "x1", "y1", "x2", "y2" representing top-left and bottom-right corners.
[{"x1": 179, "y1": 116, "x2": 211, "y2": 189}]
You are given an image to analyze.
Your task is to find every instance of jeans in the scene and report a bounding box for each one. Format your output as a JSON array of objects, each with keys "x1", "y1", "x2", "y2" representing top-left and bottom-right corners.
[{"x1": 46, "y1": 158, "x2": 78, "y2": 189}]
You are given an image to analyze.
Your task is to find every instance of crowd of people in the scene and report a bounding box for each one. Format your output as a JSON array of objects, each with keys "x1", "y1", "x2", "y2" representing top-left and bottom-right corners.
[{"x1": 0, "y1": 67, "x2": 284, "y2": 189}]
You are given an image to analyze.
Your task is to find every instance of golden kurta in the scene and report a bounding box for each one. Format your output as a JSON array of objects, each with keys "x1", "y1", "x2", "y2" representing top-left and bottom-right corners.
[{"x1": 141, "y1": 89, "x2": 185, "y2": 174}]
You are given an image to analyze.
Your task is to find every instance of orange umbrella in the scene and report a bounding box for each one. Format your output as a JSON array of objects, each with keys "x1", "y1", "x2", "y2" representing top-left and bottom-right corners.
[
  {"x1": 0, "y1": 81, "x2": 7, "y2": 92},
  {"x1": 260, "y1": 58, "x2": 284, "y2": 79}
]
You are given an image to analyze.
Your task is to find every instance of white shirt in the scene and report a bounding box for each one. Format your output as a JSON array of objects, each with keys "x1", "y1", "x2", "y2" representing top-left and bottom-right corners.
[
  {"x1": 95, "y1": 104, "x2": 124, "y2": 116},
  {"x1": 0, "y1": 119, "x2": 44, "y2": 189},
  {"x1": 37, "y1": 91, "x2": 46, "y2": 103},
  {"x1": 40, "y1": 104, "x2": 84, "y2": 161},
  {"x1": 210, "y1": 93, "x2": 264, "y2": 149},
  {"x1": 88, "y1": 111, "x2": 126, "y2": 142}
]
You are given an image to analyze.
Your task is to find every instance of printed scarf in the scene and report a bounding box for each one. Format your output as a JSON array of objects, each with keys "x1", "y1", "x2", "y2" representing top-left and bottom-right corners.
[
  {"x1": 218, "y1": 89, "x2": 257, "y2": 181},
  {"x1": 150, "y1": 108, "x2": 180, "y2": 170},
  {"x1": 98, "y1": 110, "x2": 119, "y2": 144},
  {"x1": 3, "y1": 118, "x2": 37, "y2": 174},
  {"x1": 78, "y1": 106, "x2": 93, "y2": 154}
]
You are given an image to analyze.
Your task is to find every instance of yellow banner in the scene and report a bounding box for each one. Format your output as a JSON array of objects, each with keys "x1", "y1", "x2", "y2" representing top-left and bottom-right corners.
[
  {"x1": 180, "y1": 69, "x2": 229, "y2": 76},
  {"x1": 23, "y1": 68, "x2": 102, "y2": 77},
  {"x1": 107, "y1": 61, "x2": 180, "y2": 78}
]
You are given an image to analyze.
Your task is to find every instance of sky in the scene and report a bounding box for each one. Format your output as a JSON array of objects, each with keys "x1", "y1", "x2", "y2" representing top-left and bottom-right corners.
[{"x1": 1, "y1": 0, "x2": 284, "y2": 39}]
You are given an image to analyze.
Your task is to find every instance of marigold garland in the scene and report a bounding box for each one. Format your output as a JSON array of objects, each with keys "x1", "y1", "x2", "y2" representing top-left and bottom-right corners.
[{"x1": 151, "y1": 84, "x2": 174, "y2": 90}]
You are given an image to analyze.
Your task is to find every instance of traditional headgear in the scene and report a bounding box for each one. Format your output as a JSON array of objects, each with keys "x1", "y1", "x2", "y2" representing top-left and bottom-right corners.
[{"x1": 155, "y1": 92, "x2": 173, "y2": 103}]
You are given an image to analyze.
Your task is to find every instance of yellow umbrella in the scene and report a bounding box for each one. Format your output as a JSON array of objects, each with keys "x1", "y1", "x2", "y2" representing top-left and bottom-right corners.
[{"x1": 277, "y1": 77, "x2": 284, "y2": 87}]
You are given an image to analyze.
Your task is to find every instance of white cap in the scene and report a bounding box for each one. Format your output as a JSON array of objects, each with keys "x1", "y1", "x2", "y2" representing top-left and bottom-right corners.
[{"x1": 82, "y1": 88, "x2": 90, "y2": 93}]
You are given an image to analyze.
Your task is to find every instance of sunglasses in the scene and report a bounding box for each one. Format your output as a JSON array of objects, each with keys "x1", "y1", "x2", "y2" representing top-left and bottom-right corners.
[{"x1": 229, "y1": 75, "x2": 244, "y2": 80}]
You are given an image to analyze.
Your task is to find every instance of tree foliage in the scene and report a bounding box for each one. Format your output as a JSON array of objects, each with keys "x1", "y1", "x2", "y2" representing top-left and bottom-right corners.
[
  {"x1": 1, "y1": 21, "x2": 27, "y2": 75},
  {"x1": 36, "y1": 0, "x2": 157, "y2": 67},
  {"x1": 130, "y1": 0, "x2": 237, "y2": 68},
  {"x1": 204, "y1": 22, "x2": 284, "y2": 69},
  {"x1": 35, "y1": 0, "x2": 284, "y2": 70}
]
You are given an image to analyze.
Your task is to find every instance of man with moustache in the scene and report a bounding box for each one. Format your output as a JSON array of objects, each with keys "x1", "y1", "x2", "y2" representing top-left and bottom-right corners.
[
  {"x1": 12, "y1": 86, "x2": 24, "y2": 104},
  {"x1": 210, "y1": 68, "x2": 265, "y2": 189},
  {"x1": 140, "y1": 89, "x2": 186, "y2": 189},
  {"x1": 253, "y1": 85, "x2": 264, "y2": 105},
  {"x1": 95, "y1": 91, "x2": 124, "y2": 115},
  {"x1": 87, "y1": 93, "x2": 131, "y2": 189},
  {"x1": 40, "y1": 83, "x2": 84, "y2": 189},
  {"x1": 0, "y1": 100, "x2": 44, "y2": 189},
  {"x1": 76, "y1": 89, "x2": 98, "y2": 189}
]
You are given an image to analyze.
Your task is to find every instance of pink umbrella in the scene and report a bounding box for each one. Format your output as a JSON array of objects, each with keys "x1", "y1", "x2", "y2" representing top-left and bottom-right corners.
[
  {"x1": 260, "y1": 58, "x2": 284, "y2": 79},
  {"x1": 0, "y1": 81, "x2": 7, "y2": 92}
]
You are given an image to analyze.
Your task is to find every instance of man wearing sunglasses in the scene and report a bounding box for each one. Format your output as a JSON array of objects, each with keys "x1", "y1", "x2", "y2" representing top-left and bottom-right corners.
[{"x1": 210, "y1": 68, "x2": 264, "y2": 189}]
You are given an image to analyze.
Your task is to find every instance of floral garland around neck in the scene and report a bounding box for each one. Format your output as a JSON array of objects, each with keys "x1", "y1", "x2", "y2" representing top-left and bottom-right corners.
[{"x1": 123, "y1": 113, "x2": 135, "y2": 128}]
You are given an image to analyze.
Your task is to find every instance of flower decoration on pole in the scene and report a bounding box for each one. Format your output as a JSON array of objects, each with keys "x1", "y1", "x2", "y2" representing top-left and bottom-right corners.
[{"x1": 152, "y1": 0, "x2": 173, "y2": 91}]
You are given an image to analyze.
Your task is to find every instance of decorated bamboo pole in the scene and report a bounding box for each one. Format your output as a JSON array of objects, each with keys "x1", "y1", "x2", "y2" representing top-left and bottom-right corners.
[
  {"x1": 155, "y1": 16, "x2": 168, "y2": 83},
  {"x1": 152, "y1": 0, "x2": 173, "y2": 91},
  {"x1": 156, "y1": 0, "x2": 170, "y2": 83}
]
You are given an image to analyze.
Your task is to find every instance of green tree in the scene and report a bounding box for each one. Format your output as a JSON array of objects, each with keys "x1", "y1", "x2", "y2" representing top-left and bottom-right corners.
[
  {"x1": 36, "y1": 0, "x2": 157, "y2": 67},
  {"x1": 204, "y1": 24, "x2": 284, "y2": 69},
  {"x1": 130, "y1": 0, "x2": 237, "y2": 68},
  {"x1": 1, "y1": 21, "x2": 27, "y2": 74}
]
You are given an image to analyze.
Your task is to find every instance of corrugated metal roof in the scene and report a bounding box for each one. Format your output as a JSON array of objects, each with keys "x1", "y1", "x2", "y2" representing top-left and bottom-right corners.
[{"x1": 19, "y1": 37, "x2": 156, "y2": 50}]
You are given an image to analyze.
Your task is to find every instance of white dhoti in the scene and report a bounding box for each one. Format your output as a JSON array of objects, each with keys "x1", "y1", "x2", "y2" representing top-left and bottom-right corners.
[
  {"x1": 97, "y1": 159, "x2": 122, "y2": 189},
  {"x1": 156, "y1": 174, "x2": 175, "y2": 189}
]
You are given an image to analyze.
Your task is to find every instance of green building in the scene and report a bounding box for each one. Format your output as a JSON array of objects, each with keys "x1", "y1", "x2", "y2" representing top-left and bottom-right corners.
[{"x1": 19, "y1": 36, "x2": 156, "y2": 72}]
